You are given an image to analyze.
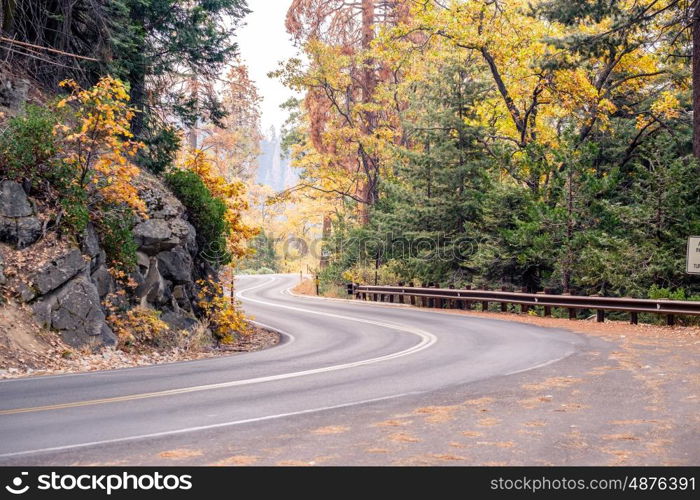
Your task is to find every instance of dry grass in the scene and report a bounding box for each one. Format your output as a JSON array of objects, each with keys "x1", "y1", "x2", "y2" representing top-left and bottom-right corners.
[
  {"x1": 158, "y1": 449, "x2": 203, "y2": 460},
  {"x1": 477, "y1": 417, "x2": 501, "y2": 427},
  {"x1": 414, "y1": 405, "x2": 459, "y2": 423},
  {"x1": 476, "y1": 441, "x2": 516, "y2": 448},
  {"x1": 292, "y1": 278, "x2": 316, "y2": 296},
  {"x1": 461, "y1": 431, "x2": 484, "y2": 438},
  {"x1": 602, "y1": 433, "x2": 640, "y2": 441},
  {"x1": 522, "y1": 377, "x2": 582, "y2": 391},
  {"x1": 372, "y1": 419, "x2": 411, "y2": 428},
  {"x1": 388, "y1": 432, "x2": 421, "y2": 443},
  {"x1": 312, "y1": 425, "x2": 350, "y2": 435},
  {"x1": 212, "y1": 455, "x2": 258, "y2": 466}
]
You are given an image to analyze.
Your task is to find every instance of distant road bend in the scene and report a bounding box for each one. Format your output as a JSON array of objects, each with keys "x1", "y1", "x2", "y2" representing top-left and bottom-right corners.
[{"x1": 0, "y1": 274, "x2": 583, "y2": 460}]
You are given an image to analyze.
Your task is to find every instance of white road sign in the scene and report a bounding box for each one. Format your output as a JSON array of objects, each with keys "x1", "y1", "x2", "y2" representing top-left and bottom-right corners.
[{"x1": 687, "y1": 236, "x2": 700, "y2": 274}]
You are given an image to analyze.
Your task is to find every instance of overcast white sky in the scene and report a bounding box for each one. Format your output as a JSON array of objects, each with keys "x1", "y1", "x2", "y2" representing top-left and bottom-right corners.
[{"x1": 236, "y1": 0, "x2": 300, "y2": 134}]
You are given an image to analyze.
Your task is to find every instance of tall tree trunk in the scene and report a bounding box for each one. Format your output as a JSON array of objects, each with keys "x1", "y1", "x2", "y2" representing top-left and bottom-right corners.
[
  {"x1": 358, "y1": 0, "x2": 377, "y2": 223},
  {"x1": 128, "y1": 3, "x2": 147, "y2": 140},
  {"x1": 694, "y1": 1, "x2": 700, "y2": 158}
]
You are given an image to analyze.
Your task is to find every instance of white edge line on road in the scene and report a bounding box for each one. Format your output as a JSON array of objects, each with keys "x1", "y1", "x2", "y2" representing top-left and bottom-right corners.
[
  {"x1": 0, "y1": 392, "x2": 419, "y2": 459},
  {"x1": 0, "y1": 277, "x2": 436, "y2": 415}
]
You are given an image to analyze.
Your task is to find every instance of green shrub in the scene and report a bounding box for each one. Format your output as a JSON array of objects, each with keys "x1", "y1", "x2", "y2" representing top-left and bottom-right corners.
[
  {"x1": 165, "y1": 169, "x2": 231, "y2": 265},
  {"x1": 98, "y1": 208, "x2": 138, "y2": 275},
  {"x1": 0, "y1": 105, "x2": 59, "y2": 182}
]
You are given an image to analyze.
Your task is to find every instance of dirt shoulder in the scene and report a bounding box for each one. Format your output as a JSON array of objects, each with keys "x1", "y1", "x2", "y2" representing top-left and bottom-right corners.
[
  {"x1": 0, "y1": 303, "x2": 280, "y2": 380},
  {"x1": 272, "y1": 279, "x2": 699, "y2": 465}
]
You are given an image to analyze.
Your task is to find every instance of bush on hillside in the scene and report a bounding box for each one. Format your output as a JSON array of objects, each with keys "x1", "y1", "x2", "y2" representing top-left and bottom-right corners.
[{"x1": 165, "y1": 169, "x2": 231, "y2": 265}]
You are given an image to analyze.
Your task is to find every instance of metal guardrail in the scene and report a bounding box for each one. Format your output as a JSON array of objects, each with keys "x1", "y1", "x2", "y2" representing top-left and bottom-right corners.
[{"x1": 350, "y1": 284, "x2": 700, "y2": 325}]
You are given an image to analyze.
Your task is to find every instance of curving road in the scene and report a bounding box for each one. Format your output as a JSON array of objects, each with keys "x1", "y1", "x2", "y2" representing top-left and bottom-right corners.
[{"x1": 0, "y1": 274, "x2": 584, "y2": 462}]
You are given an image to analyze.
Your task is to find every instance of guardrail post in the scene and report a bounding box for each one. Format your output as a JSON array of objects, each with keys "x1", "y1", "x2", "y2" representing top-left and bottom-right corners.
[
  {"x1": 398, "y1": 283, "x2": 405, "y2": 304},
  {"x1": 481, "y1": 286, "x2": 489, "y2": 312},
  {"x1": 448, "y1": 285, "x2": 455, "y2": 309},
  {"x1": 521, "y1": 287, "x2": 529, "y2": 314},
  {"x1": 389, "y1": 293, "x2": 394, "y2": 303},
  {"x1": 434, "y1": 283, "x2": 441, "y2": 309},
  {"x1": 630, "y1": 311, "x2": 638, "y2": 325},
  {"x1": 596, "y1": 309, "x2": 605, "y2": 323},
  {"x1": 543, "y1": 288, "x2": 554, "y2": 316},
  {"x1": 667, "y1": 314, "x2": 675, "y2": 326},
  {"x1": 500, "y1": 286, "x2": 508, "y2": 312},
  {"x1": 465, "y1": 285, "x2": 472, "y2": 310}
]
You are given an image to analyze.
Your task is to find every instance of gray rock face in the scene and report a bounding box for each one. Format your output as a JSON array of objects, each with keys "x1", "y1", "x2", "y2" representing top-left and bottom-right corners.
[
  {"x1": 161, "y1": 311, "x2": 198, "y2": 332},
  {"x1": 133, "y1": 219, "x2": 179, "y2": 255},
  {"x1": 0, "y1": 254, "x2": 5, "y2": 285},
  {"x1": 157, "y1": 246, "x2": 193, "y2": 284},
  {"x1": 82, "y1": 223, "x2": 101, "y2": 260},
  {"x1": 133, "y1": 217, "x2": 197, "y2": 257},
  {"x1": 33, "y1": 249, "x2": 87, "y2": 296},
  {"x1": 101, "y1": 323, "x2": 117, "y2": 346},
  {"x1": 136, "y1": 256, "x2": 167, "y2": 305},
  {"x1": 172, "y1": 285, "x2": 193, "y2": 312},
  {"x1": 0, "y1": 181, "x2": 42, "y2": 249},
  {"x1": 0, "y1": 181, "x2": 33, "y2": 217},
  {"x1": 91, "y1": 264, "x2": 115, "y2": 299},
  {"x1": 33, "y1": 275, "x2": 107, "y2": 347}
]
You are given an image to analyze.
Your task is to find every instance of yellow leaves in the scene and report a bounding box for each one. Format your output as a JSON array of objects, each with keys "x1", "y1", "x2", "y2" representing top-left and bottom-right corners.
[
  {"x1": 650, "y1": 91, "x2": 681, "y2": 121},
  {"x1": 636, "y1": 91, "x2": 681, "y2": 129},
  {"x1": 56, "y1": 77, "x2": 145, "y2": 215},
  {"x1": 196, "y1": 280, "x2": 249, "y2": 343}
]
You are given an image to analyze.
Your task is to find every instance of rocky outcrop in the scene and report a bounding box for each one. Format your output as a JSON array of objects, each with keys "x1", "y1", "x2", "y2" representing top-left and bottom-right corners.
[
  {"x1": 33, "y1": 274, "x2": 116, "y2": 347},
  {"x1": 0, "y1": 181, "x2": 42, "y2": 249},
  {"x1": 1, "y1": 172, "x2": 205, "y2": 349}
]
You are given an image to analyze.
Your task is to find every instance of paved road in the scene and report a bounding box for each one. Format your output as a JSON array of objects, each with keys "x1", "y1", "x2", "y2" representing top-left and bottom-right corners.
[{"x1": 0, "y1": 274, "x2": 584, "y2": 463}]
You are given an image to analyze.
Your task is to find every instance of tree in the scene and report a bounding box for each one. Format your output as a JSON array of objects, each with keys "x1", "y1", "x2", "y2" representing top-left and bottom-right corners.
[{"x1": 202, "y1": 60, "x2": 263, "y2": 182}]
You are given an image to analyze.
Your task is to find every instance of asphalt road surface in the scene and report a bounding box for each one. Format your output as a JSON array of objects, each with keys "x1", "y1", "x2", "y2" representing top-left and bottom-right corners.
[{"x1": 0, "y1": 274, "x2": 586, "y2": 464}]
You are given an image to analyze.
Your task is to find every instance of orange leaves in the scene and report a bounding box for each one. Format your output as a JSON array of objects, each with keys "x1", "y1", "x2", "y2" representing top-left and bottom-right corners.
[{"x1": 177, "y1": 149, "x2": 258, "y2": 261}]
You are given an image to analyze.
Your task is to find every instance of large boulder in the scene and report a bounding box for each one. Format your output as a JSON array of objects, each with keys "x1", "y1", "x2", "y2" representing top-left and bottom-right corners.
[
  {"x1": 0, "y1": 181, "x2": 42, "y2": 249},
  {"x1": 33, "y1": 275, "x2": 113, "y2": 347},
  {"x1": 157, "y1": 246, "x2": 193, "y2": 284},
  {"x1": 133, "y1": 217, "x2": 197, "y2": 257},
  {"x1": 32, "y1": 248, "x2": 88, "y2": 296},
  {"x1": 0, "y1": 181, "x2": 32, "y2": 217}
]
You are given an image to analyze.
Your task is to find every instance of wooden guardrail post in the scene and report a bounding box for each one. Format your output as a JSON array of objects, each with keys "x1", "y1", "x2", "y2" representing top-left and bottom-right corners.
[
  {"x1": 630, "y1": 311, "x2": 638, "y2": 324},
  {"x1": 465, "y1": 285, "x2": 472, "y2": 310},
  {"x1": 596, "y1": 309, "x2": 605, "y2": 323},
  {"x1": 521, "y1": 287, "x2": 529, "y2": 314},
  {"x1": 481, "y1": 286, "x2": 489, "y2": 312},
  {"x1": 543, "y1": 288, "x2": 554, "y2": 316},
  {"x1": 501, "y1": 286, "x2": 508, "y2": 312},
  {"x1": 409, "y1": 282, "x2": 416, "y2": 306},
  {"x1": 398, "y1": 282, "x2": 405, "y2": 304}
]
